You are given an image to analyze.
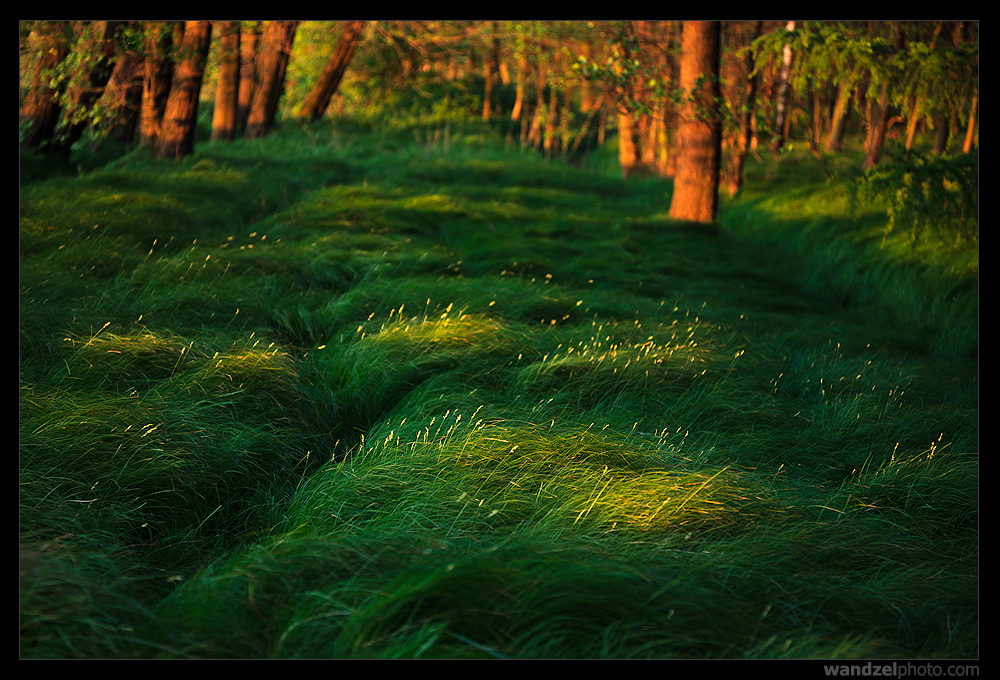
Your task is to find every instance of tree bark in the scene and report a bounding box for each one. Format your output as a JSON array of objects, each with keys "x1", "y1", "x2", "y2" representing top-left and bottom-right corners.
[
  {"x1": 861, "y1": 22, "x2": 902, "y2": 170},
  {"x1": 245, "y1": 21, "x2": 297, "y2": 139},
  {"x1": 668, "y1": 21, "x2": 722, "y2": 224},
  {"x1": 140, "y1": 22, "x2": 181, "y2": 147},
  {"x1": 825, "y1": 82, "x2": 851, "y2": 152},
  {"x1": 20, "y1": 21, "x2": 73, "y2": 149},
  {"x1": 51, "y1": 21, "x2": 123, "y2": 155},
  {"x1": 962, "y1": 93, "x2": 977, "y2": 153},
  {"x1": 210, "y1": 21, "x2": 240, "y2": 142},
  {"x1": 236, "y1": 22, "x2": 262, "y2": 130},
  {"x1": 297, "y1": 21, "x2": 365, "y2": 121},
  {"x1": 722, "y1": 20, "x2": 763, "y2": 197},
  {"x1": 771, "y1": 21, "x2": 795, "y2": 153},
  {"x1": 511, "y1": 53, "x2": 527, "y2": 122},
  {"x1": 151, "y1": 21, "x2": 211, "y2": 160}
]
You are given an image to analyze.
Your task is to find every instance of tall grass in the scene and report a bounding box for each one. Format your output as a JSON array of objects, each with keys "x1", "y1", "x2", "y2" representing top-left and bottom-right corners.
[{"x1": 21, "y1": 107, "x2": 977, "y2": 658}]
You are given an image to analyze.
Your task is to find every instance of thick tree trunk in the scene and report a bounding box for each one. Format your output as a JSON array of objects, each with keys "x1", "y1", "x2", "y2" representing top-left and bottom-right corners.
[
  {"x1": 151, "y1": 21, "x2": 211, "y2": 160},
  {"x1": 102, "y1": 48, "x2": 144, "y2": 145},
  {"x1": 20, "y1": 21, "x2": 73, "y2": 149},
  {"x1": 669, "y1": 21, "x2": 722, "y2": 224},
  {"x1": 298, "y1": 21, "x2": 365, "y2": 121},
  {"x1": 210, "y1": 21, "x2": 240, "y2": 142},
  {"x1": 140, "y1": 22, "x2": 181, "y2": 147},
  {"x1": 245, "y1": 21, "x2": 297, "y2": 139}
]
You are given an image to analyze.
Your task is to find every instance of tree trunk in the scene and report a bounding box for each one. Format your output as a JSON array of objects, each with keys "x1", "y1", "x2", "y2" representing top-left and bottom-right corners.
[
  {"x1": 140, "y1": 22, "x2": 181, "y2": 147},
  {"x1": 297, "y1": 21, "x2": 365, "y2": 121},
  {"x1": 482, "y1": 21, "x2": 500, "y2": 121},
  {"x1": 723, "y1": 20, "x2": 763, "y2": 197},
  {"x1": 861, "y1": 22, "x2": 902, "y2": 170},
  {"x1": 210, "y1": 21, "x2": 240, "y2": 142},
  {"x1": 511, "y1": 53, "x2": 527, "y2": 122},
  {"x1": 102, "y1": 47, "x2": 144, "y2": 145},
  {"x1": 825, "y1": 82, "x2": 851, "y2": 152},
  {"x1": 669, "y1": 21, "x2": 722, "y2": 224},
  {"x1": 52, "y1": 21, "x2": 122, "y2": 155},
  {"x1": 245, "y1": 21, "x2": 297, "y2": 139},
  {"x1": 151, "y1": 21, "x2": 211, "y2": 160},
  {"x1": 236, "y1": 22, "x2": 262, "y2": 130},
  {"x1": 771, "y1": 21, "x2": 795, "y2": 153},
  {"x1": 20, "y1": 21, "x2": 73, "y2": 149},
  {"x1": 962, "y1": 93, "x2": 977, "y2": 153},
  {"x1": 618, "y1": 110, "x2": 640, "y2": 178}
]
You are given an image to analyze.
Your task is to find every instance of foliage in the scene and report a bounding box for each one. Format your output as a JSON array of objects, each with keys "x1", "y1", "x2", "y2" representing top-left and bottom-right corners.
[{"x1": 850, "y1": 145, "x2": 979, "y2": 249}]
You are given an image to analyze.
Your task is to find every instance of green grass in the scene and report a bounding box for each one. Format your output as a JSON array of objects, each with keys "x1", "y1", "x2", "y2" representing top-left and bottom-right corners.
[{"x1": 20, "y1": 112, "x2": 977, "y2": 658}]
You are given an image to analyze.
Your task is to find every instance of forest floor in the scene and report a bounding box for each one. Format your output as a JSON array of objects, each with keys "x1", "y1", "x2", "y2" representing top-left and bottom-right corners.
[{"x1": 20, "y1": 117, "x2": 978, "y2": 659}]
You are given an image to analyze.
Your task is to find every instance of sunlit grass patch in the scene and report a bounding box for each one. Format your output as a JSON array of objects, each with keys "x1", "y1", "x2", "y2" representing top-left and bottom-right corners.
[{"x1": 285, "y1": 408, "x2": 778, "y2": 544}]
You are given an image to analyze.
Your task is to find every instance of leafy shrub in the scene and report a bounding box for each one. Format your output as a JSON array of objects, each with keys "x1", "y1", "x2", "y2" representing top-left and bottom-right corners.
[{"x1": 851, "y1": 145, "x2": 978, "y2": 249}]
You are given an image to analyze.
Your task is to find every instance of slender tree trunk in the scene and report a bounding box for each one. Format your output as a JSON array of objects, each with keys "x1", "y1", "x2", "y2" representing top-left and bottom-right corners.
[
  {"x1": 245, "y1": 21, "x2": 297, "y2": 139},
  {"x1": 528, "y1": 52, "x2": 546, "y2": 149},
  {"x1": 211, "y1": 21, "x2": 240, "y2": 142},
  {"x1": 140, "y1": 22, "x2": 181, "y2": 147},
  {"x1": 962, "y1": 93, "x2": 977, "y2": 153},
  {"x1": 544, "y1": 49, "x2": 559, "y2": 159},
  {"x1": 861, "y1": 22, "x2": 902, "y2": 170},
  {"x1": 298, "y1": 21, "x2": 365, "y2": 121},
  {"x1": 152, "y1": 21, "x2": 211, "y2": 160},
  {"x1": 723, "y1": 20, "x2": 763, "y2": 197},
  {"x1": 20, "y1": 21, "x2": 73, "y2": 149},
  {"x1": 511, "y1": 53, "x2": 527, "y2": 122},
  {"x1": 482, "y1": 21, "x2": 500, "y2": 121},
  {"x1": 236, "y1": 22, "x2": 262, "y2": 130},
  {"x1": 826, "y1": 82, "x2": 851, "y2": 152},
  {"x1": 771, "y1": 21, "x2": 795, "y2": 153},
  {"x1": 932, "y1": 110, "x2": 950, "y2": 154},
  {"x1": 669, "y1": 21, "x2": 722, "y2": 224},
  {"x1": 904, "y1": 93, "x2": 922, "y2": 149}
]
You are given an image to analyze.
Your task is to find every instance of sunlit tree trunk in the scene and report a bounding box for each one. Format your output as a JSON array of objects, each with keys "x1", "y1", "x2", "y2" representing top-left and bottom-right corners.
[
  {"x1": 962, "y1": 93, "x2": 977, "y2": 153},
  {"x1": 825, "y1": 82, "x2": 851, "y2": 152},
  {"x1": 236, "y1": 22, "x2": 262, "y2": 131},
  {"x1": 210, "y1": 21, "x2": 240, "y2": 142},
  {"x1": 245, "y1": 21, "x2": 297, "y2": 139},
  {"x1": 51, "y1": 21, "x2": 122, "y2": 155},
  {"x1": 771, "y1": 21, "x2": 795, "y2": 153},
  {"x1": 152, "y1": 21, "x2": 211, "y2": 159},
  {"x1": 20, "y1": 21, "x2": 73, "y2": 149},
  {"x1": 140, "y1": 21, "x2": 181, "y2": 147},
  {"x1": 668, "y1": 21, "x2": 722, "y2": 224},
  {"x1": 297, "y1": 21, "x2": 365, "y2": 121},
  {"x1": 511, "y1": 53, "x2": 527, "y2": 122},
  {"x1": 482, "y1": 21, "x2": 500, "y2": 121}
]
